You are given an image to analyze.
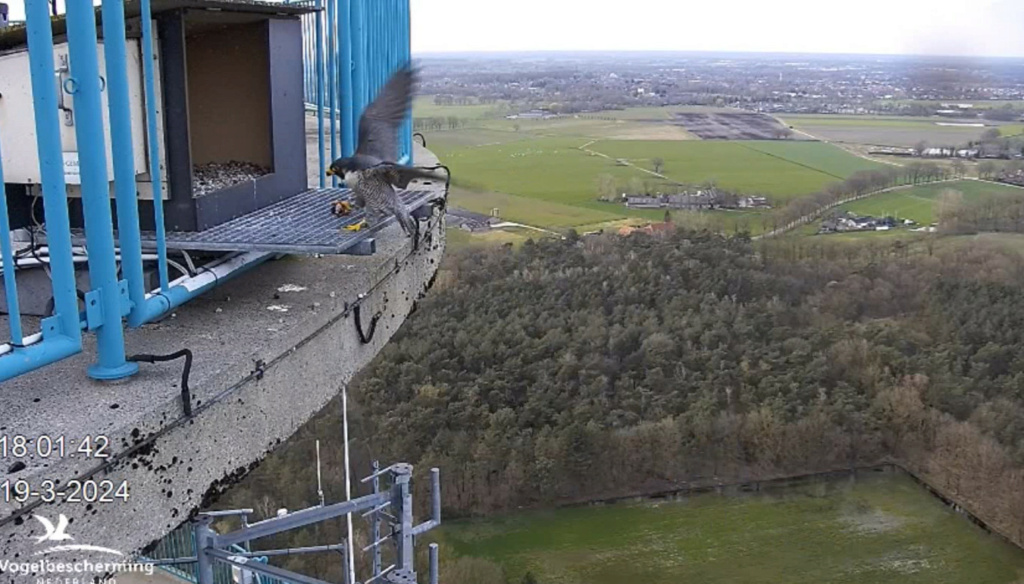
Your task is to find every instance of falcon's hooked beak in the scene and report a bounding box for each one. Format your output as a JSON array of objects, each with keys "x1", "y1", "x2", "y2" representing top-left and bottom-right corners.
[{"x1": 325, "y1": 168, "x2": 336, "y2": 176}]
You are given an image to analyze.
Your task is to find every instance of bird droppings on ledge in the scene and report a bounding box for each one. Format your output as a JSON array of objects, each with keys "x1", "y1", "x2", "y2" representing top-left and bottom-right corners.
[{"x1": 192, "y1": 161, "x2": 271, "y2": 197}]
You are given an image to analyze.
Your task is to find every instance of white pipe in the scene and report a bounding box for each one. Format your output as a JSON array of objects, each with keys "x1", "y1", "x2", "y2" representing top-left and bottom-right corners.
[
  {"x1": 144, "y1": 252, "x2": 270, "y2": 300},
  {"x1": 0, "y1": 254, "x2": 189, "y2": 278},
  {"x1": 343, "y1": 386, "x2": 356, "y2": 584},
  {"x1": 0, "y1": 332, "x2": 44, "y2": 357}
]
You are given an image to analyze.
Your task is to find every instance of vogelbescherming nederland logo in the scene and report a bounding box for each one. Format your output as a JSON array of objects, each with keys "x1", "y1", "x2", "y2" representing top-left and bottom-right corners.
[{"x1": 0, "y1": 514, "x2": 155, "y2": 581}]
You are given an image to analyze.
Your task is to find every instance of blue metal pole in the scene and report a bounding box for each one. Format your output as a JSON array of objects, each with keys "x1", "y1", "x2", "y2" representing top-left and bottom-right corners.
[
  {"x1": 65, "y1": 0, "x2": 137, "y2": 380},
  {"x1": 101, "y1": 0, "x2": 148, "y2": 330},
  {"x1": 0, "y1": 0, "x2": 86, "y2": 382},
  {"x1": 0, "y1": 128, "x2": 23, "y2": 346},
  {"x1": 351, "y1": 0, "x2": 365, "y2": 124},
  {"x1": 402, "y1": 0, "x2": 413, "y2": 163},
  {"x1": 331, "y1": 0, "x2": 340, "y2": 168},
  {"x1": 140, "y1": 0, "x2": 169, "y2": 292},
  {"x1": 339, "y1": 0, "x2": 354, "y2": 156},
  {"x1": 315, "y1": 0, "x2": 326, "y2": 187},
  {"x1": 326, "y1": 0, "x2": 338, "y2": 186},
  {"x1": 24, "y1": 0, "x2": 80, "y2": 345}
]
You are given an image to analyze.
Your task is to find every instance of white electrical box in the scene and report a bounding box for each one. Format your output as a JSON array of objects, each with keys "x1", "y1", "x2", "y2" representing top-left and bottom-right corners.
[{"x1": 0, "y1": 37, "x2": 165, "y2": 198}]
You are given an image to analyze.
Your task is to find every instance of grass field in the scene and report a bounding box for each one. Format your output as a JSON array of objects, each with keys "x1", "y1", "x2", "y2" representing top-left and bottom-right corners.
[
  {"x1": 416, "y1": 100, "x2": 1022, "y2": 238},
  {"x1": 413, "y1": 96, "x2": 509, "y2": 119},
  {"x1": 839, "y1": 180, "x2": 1024, "y2": 225},
  {"x1": 590, "y1": 140, "x2": 883, "y2": 200},
  {"x1": 435, "y1": 472, "x2": 1024, "y2": 584},
  {"x1": 448, "y1": 187, "x2": 623, "y2": 229},
  {"x1": 781, "y1": 114, "x2": 1024, "y2": 148}
]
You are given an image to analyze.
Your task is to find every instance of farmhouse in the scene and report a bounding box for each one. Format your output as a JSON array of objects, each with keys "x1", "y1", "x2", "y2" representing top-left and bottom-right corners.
[
  {"x1": 738, "y1": 196, "x2": 771, "y2": 209},
  {"x1": 447, "y1": 207, "x2": 500, "y2": 232},
  {"x1": 623, "y1": 190, "x2": 770, "y2": 211},
  {"x1": 819, "y1": 211, "x2": 907, "y2": 234},
  {"x1": 665, "y1": 193, "x2": 716, "y2": 210}
]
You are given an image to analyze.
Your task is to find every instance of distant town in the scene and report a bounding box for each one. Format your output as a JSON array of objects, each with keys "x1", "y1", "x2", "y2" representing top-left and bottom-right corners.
[{"x1": 417, "y1": 52, "x2": 1024, "y2": 119}]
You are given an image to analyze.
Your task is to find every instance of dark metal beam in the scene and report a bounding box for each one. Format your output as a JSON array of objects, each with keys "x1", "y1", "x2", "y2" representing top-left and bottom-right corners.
[{"x1": 157, "y1": 8, "x2": 197, "y2": 232}]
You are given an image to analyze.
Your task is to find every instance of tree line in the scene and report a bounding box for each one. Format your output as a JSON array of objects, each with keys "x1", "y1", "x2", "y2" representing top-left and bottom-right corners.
[
  {"x1": 208, "y1": 229, "x2": 1024, "y2": 583},
  {"x1": 768, "y1": 162, "x2": 961, "y2": 233}
]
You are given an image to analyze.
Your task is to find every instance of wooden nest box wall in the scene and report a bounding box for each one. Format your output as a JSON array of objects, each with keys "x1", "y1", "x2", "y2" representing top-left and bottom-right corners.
[{"x1": 158, "y1": 6, "x2": 309, "y2": 231}]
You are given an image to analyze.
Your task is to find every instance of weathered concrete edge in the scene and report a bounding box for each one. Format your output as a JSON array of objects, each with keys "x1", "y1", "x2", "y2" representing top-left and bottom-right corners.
[{"x1": 0, "y1": 213, "x2": 445, "y2": 571}]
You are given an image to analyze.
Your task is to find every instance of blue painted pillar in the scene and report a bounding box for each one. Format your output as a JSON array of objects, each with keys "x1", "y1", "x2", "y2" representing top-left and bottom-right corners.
[
  {"x1": 65, "y1": 0, "x2": 137, "y2": 380},
  {"x1": 326, "y1": 0, "x2": 338, "y2": 186},
  {"x1": 139, "y1": 0, "x2": 170, "y2": 293},
  {"x1": 24, "y1": 0, "x2": 80, "y2": 344},
  {"x1": 339, "y1": 0, "x2": 355, "y2": 156},
  {"x1": 351, "y1": 0, "x2": 365, "y2": 122},
  {"x1": 101, "y1": 0, "x2": 147, "y2": 329},
  {"x1": 315, "y1": 0, "x2": 326, "y2": 186}
]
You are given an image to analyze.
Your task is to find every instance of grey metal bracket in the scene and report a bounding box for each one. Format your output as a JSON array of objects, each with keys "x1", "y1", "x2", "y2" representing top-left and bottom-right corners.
[{"x1": 156, "y1": 461, "x2": 442, "y2": 584}]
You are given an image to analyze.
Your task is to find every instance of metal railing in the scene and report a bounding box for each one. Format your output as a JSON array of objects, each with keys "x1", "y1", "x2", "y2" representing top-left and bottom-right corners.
[
  {"x1": 141, "y1": 464, "x2": 441, "y2": 584},
  {"x1": 295, "y1": 0, "x2": 414, "y2": 182},
  {"x1": 0, "y1": 0, "x2": 413, "y2": 383}
]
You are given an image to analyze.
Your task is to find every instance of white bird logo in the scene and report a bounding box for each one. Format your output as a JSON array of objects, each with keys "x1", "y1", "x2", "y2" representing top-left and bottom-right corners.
[{"x1": 33, "y1": 514, "x2": 73, "y2": 544}]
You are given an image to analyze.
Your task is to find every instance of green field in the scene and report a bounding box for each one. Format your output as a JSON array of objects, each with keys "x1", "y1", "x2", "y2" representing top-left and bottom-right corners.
[
  {"x1": 418, "y1": 101, "x2": 1018, "y2": 237},
  {"x1": 590, "y1": 140, "x2": 882, "y2": 200},
  {"x1": 413, "y1": 95, "x2": 510, "y2": 120},
  {"x1": 781, "y1": 114, "x2": 1024, "y2": 148},
  {"x1": 437, "y1": 135, "x2": 856, "y2": 232},
  {"x1": 448, "y1": 187, "x2": 623, "y2": 229},
  {"x1": 436, "y1": 473, "x2": 1024, "y2": 584},
  {"x1": 840, "y1": 180, "x2": 1024, "y2": 225}
]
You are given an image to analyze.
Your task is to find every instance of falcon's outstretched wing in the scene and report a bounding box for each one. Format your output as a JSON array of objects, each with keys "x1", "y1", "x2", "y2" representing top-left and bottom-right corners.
[{"x1": 355, "y1": 66, "x2": 417, "y2": 163}]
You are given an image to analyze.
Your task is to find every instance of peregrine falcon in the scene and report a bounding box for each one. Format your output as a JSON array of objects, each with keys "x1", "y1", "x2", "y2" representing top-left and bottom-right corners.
[{"x1": 326, "y1": 65, "x2": 443, "y2": 237}]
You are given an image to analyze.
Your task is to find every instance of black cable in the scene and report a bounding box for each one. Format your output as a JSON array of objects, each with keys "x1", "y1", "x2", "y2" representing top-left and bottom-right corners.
[
  {"x1": 128, "y1": 349, "x2": 194, "y2": 417},
  {"x1": 353, "y1": 304, "x2": 381, "y2": 345},
  {"x1": 414, "y1": 133, "x2": 427, "y2": 147}
]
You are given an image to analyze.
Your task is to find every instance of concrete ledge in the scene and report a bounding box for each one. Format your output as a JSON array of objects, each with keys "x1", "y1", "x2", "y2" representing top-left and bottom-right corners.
[{"x1": 0, "y1": 148, "x2": 446, "y2": 567}]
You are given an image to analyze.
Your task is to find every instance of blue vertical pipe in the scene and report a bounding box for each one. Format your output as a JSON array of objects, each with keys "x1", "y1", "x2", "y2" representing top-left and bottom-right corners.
[
  {"x1": 326, "y1": 0, "x2": 338, "y2": 186},
  {"x1": 351, "y1": 0, "x2": 365, "y2": 124},
  {"x1": 65, "y1": 0, "x2": 138, "y2": 380},
  {"x1": 339, "y1": 0, "x2": 354, "y2": 156},
  {"x1": 0, "y1": 127, "x2": 23, "y2": 345},
  {"x1": 24, "y1": 0, "x2": 80, "y2": 344},
  {"x1": 402, "y1": 0, "x2": 413, "y2": 162},
  {"x1": 140, "y1": 0, "x2": 169, "y2": 292},
  {"x1": 330, "y1": 0, "x2": 340, "y2": 171},
  {"x1": 101, "y1": 0, "x2": 147, "y2": 329},
  {"x1": 315, "y1": 0, "x2": 326, "y2": 186}
]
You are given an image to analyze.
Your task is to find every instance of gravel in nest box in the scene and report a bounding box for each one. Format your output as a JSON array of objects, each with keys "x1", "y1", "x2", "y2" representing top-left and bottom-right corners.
[{"x1": 192, "y1": 161, "x2": 271, "y2": 197}]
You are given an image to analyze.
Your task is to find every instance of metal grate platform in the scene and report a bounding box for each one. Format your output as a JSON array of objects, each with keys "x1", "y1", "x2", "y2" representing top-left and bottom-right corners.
[{"x1": 72, "y1": 187, "x2": 439, "y2": 256}]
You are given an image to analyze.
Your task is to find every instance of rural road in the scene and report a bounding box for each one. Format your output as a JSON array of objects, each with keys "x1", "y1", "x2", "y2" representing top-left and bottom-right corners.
[{"x1": 579, "y1": 140, "x2": 676, "y2": 182}]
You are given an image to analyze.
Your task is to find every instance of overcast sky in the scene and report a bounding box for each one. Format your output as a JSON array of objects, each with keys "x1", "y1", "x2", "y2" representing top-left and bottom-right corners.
[
  {"x1": 410, "y1": 0, "x2": 1024, "y2": 58},
  {"x1": 6, "y1": 0, "x2": 1024, "y2": 58}
]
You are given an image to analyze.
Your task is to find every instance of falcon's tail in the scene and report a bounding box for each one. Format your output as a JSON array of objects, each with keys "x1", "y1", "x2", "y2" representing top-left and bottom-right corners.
[{"x1": 394, "y1": 204, "x2": 417, "y2": 237}]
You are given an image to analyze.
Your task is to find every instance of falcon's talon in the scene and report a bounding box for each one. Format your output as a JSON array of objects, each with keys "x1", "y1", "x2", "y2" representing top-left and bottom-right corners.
[{"x1": 344, "y1": 220, "x2": 368, "y2": 232}]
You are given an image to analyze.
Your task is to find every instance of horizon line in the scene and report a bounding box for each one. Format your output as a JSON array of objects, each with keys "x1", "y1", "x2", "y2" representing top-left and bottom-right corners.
[{"x1": 411, "y1": 48, "x2": 1024, "y2": 61}]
